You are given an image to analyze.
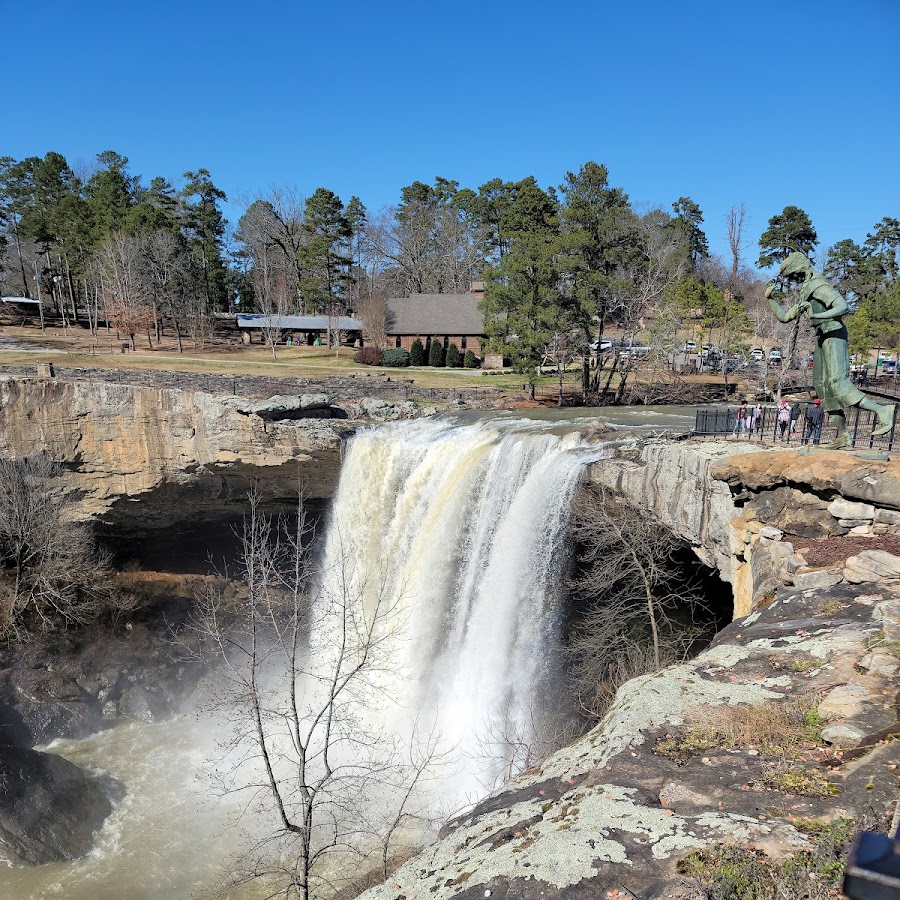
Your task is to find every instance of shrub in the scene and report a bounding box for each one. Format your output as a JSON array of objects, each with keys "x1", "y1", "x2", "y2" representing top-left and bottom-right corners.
[
  {"x1": 464, "y1": 350, "x2": 480, "y2": 368},
  {"x1": 381, "y1": 348, "x2": 410, "y2": 367},
  {"x1": 446, "y1": 343, "x2": 462, "y2": 368},
  {"x1": 410, "y1": 338, "x2": 425, "y2": 366},
  {"x1": 428, "y1": 340, "x2": 445, "y2": 367},
  {"x1": 353, "y1": 346, "x2": 383, "y2": 366}
]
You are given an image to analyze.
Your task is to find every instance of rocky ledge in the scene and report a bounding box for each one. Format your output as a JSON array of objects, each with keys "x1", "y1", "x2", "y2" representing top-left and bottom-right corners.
[{"x1": 360, "y1": 569, "x2": 900, "y2": 900}]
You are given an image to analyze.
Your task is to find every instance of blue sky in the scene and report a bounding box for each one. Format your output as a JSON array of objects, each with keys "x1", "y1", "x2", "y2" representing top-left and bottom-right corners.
[{"x1": 5, "y1": 0, "x2": 899, "y2": 265}]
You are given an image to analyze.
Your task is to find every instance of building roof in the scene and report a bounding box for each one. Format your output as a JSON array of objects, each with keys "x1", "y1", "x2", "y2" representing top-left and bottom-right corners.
[
  {"x1": 386, "y1": 293, "x2": 485, "y2": 336},
  {"x1": 237, "y1": 314, "x2": 363, "y2": 331},
  {"x1": 1, "y1": 297, "x2": 42, "y2": 306}
]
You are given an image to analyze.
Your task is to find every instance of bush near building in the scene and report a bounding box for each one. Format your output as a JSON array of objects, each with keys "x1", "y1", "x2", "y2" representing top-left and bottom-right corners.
[
  {"x1": 428, "y1": 340, "x2": 445, "y2": 367},
  {"x1": 353, "y1": 347, "x2": 383, "y2": 366},
  {"x1": 446, "y1": 343, "x2": 462, "y2": 368},
  {"x1": 464, "y1": 350, "x2": 480, "y2": 368},
  {"x1": 410, "y1": 338, "x2": 425, "y2": 366},
  {"x1": 381, "y1": 348, "x2": 411, "y2": 367}
]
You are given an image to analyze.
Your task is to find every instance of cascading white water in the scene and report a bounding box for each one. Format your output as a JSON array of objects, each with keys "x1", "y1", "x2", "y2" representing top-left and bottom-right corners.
[{"x1": 320, "y1": 416, "x2": 609, "y2": 799}]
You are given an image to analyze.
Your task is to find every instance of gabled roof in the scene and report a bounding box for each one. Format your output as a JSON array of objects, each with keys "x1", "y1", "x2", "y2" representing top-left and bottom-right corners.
[
  {"x1": 386, "y1": 293, "x2": 485, "y2": 335},
  {"x1": 237, "y1": 314, "x2": 363, "y2": 331}
]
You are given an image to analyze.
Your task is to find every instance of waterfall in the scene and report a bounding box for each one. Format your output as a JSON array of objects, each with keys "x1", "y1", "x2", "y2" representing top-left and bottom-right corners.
[{"x1": 319, "y1": 416, "x2": 608, "y2": 800}]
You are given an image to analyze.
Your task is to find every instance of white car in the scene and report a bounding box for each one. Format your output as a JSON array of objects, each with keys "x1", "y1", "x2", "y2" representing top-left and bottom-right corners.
[{"x1": 750, "y1": 348, "x2": 764, "y2": 361}]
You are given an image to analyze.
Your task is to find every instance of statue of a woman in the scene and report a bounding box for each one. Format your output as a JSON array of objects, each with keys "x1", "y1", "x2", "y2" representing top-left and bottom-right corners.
[{"x1": 766, "y1": 251, "x2": 894, "y2": 449}]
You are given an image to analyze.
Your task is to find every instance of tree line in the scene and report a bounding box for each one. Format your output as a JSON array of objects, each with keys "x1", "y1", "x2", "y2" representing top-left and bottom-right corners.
[{"x1": 1, "y1": 150, "x2": 897, "y2": 369}]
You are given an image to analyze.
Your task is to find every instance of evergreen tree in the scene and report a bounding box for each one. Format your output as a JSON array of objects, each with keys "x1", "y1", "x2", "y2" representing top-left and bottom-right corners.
[
  {"x1": 181, "y1": 168, "x2": 229, "y2": 311},
  {"x1": 464, "y1": 349, "x2": 479, "y2": 368},
  {"x1": 86, "y1": 151, "x2": 137, "y2": 244},
  {"x1": 671, "y1": 196, "x2": 709, "y2": 269},
  {"x1": 446, "y1": 342, "x2": 461, "y2": 367},
  {"x1": 302, "y1": 188, "x2": 351, "y2": 314},
  {"x1": 757, "y1": 205, "x2": 818, "y2": 268},
  {"x1": 410, "y1": 337, "x2": 425, "y2": 366},
  {"x1": 481, "y1": 180, "x2": 570, "y2": 375},
  {"x1": 428, "y1": 338, "x2": 445, "y2": 367}
]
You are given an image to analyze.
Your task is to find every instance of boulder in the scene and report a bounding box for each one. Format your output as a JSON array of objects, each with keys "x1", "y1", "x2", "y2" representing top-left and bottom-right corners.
[
  {"x1": 843, "y1": 550, "x2": 900, "y2": 584},
  {"x1": 118, "y1": 685, "x2": 168, "y2": 723},
  {"x1": 875, "y1": 509, "x2": 900, "y2": 526},
  {"x1": 820, "y1": 723, "x2": 868, "y2": 747},
  {"x1": 818, "y1": 683, "x2": 874, "y2": 719},
  {"x1": 876, "y1": 599, "x2": 900, "y2": 640},
  {"x1": 792, "y1": 570, "x2": 843, "y2": 591},
  {"x1": 829, "y1": 498, "x2": 876, "y2": 521},
  {"x1": 0, "y1": 745, "x2": 117, "y2": 865},
  {"x1": 759, "y1": 525, "x2": 784, "y2": 541}
]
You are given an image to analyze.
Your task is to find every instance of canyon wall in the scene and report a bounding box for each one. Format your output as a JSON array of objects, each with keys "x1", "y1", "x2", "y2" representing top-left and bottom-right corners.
[{"x1": 0, "y1": 376, "x2": 353, "y2": 531}]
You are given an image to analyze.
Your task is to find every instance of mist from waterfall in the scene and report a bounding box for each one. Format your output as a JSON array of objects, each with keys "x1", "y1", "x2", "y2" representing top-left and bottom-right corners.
[{"x1": 320, "y1": 416, "x2": 609, "y2": 800}]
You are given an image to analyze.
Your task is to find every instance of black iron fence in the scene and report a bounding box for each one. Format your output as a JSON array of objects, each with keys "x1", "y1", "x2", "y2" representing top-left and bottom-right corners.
[{"x1": 695, "y1": 403, "x2": 897, "y2": 452}]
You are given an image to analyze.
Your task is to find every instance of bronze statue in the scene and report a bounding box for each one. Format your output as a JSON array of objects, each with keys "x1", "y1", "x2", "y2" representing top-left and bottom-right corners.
[{"x1": 765, "y1": 251, "x2": 895, "y2": 449}]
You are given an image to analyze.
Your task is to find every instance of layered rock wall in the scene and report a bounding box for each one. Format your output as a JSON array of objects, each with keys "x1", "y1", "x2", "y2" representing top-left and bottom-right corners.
[{"x1": 0, "y1": 377, "x2": 352, "y2": 526}]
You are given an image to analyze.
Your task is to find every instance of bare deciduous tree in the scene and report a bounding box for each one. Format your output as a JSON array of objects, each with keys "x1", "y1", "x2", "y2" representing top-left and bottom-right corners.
[
  {"x1": 0, "y1": 455, "x2": 113, "y2": 635},
  {"x1": 189, "y1": 490, "x2": 446, "y2": 900},
  {"x1": 567, "y1": 484, "x2": 707, "y2": 718}
]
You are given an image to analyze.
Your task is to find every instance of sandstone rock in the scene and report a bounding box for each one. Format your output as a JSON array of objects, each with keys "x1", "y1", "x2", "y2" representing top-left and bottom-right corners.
[
  {"x1": 850, "y1": 525, "x2": 874, "y2": 536},
  {"x1": 844, "y1": 550, "x2": 900, "y2": 583},
  {"x1": 875, "y1": 508, "x2": 900, "y2": 525},
  {"x1": 818, "y1": 683, "x2": 873, "y2": 719},
  {"x1": 820, "y1": 723, "x2": 868, "y2": 747},
  {"x1": 759, "y1": 525, "x2": 784, "y2": 541},
  {"x1": 839, "y1": 519, "x2": 871, "y2": 528},
  {"x1": 792, "y1": 570, "x2": 843, "y2": 591},
  {"x1": 0, "y1": 745, "x2": 117, "y2": 865},
  {"x1": 749, "y1": 539, "x2": 794, "y2": 603},
  {"x1": 658, "y1": 782, "x2": 710, "y2": 809},
  {"x1": 0, "y1": 379, "x2": 350, "y2": 530},
  {"x1": 829, "y1": 498, "x2": 876, "y2": 521},
  {"x1": 876, "y1": 599, "x2": 900, "y2": 640},
  {"x1": 858, "y1": 652, "x2": 898, "y2": 677}
]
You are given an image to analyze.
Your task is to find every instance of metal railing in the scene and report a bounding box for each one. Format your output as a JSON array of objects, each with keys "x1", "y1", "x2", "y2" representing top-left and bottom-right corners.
[{"x1": 695, "y1": 404, "x2": 897, "y2": 451}]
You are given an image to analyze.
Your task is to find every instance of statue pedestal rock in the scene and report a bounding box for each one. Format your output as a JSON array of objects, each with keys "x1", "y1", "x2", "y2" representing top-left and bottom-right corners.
[{"x1": 766, "y1": 251, "x2": 895, "y2": 450}]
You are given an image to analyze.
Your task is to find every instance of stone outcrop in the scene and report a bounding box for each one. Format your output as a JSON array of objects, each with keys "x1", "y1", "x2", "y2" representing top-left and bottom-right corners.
[
  {"x1": 590, "y1": 442, "x2": 900, "y2": 615},
  {"x1": 587, "y1": 440, "x2": 768, "y2": 579},
  {"x1": 360, "y1": 578, "x2": 900, "y2": 900},
  {"x1": 0, "y1": 377, "x2": 353, "y2": 528},
  {"x1": 0, "y1": 745, "x2": 120, "y2": 865}
]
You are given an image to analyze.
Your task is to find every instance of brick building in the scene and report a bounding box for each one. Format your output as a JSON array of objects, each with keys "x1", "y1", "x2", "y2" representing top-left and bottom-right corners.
[{"x1": 385, "y1": 283, "x2": 486, "y2": 357}]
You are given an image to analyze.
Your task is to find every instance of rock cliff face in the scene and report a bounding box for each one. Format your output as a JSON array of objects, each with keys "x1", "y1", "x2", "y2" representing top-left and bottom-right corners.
[
  {"x1": 587, "y1": 440, "x2": 767, "y2": 613},
  {"x1": 0, "y1": 377, "x2": 353, "y2": 530}
]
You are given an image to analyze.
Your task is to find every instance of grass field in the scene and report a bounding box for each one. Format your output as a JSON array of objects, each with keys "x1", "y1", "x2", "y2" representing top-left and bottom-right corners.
[{"x1": 0, "y1": 324, "x2": 541, "y2": 389}]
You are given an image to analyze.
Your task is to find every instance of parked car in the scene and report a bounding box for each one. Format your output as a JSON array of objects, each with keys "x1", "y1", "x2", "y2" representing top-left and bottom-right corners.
[
  {"x1": 768, "y1": 356, "x2": 783, "y2": 369},
  {"x1": 589, "y1": 338, "x2": 613, "y2": 353},
  {"x1": 884, "y1": 360, "x2": 897, "y2": 374},
  {"x1": 619, "y1": 344, "x2": 651, "y2": 359},
  {"x1": 750, "y1": 348, "x2": 764, "y2": 361},
  {"x1": 682, "y1": 341, "x2": 697, "y2": 353},
  {"x1": 769, "y1": 347, "x2": 784, "y2": 360},
  {"x1": 807, "y1": 352, "x2": 815, "y2": 369}
]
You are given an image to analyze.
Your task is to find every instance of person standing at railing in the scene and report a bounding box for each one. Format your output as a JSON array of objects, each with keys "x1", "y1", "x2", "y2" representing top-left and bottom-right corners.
[
  {"x1": 789, "y1": 401, "x2": 801, "y2": 437},
  {"x1": 752, "y1": 404, "x2": 763, "y2": 437},
  {"x1": 733, "y1": 401, "x2": 748, "y2": 437},
  {"x1": 777, "y1": 400, "x2": 791, "y2": 441},
  {"x1": 803, "y1": 399, "x2": 824, "y2": 445}
]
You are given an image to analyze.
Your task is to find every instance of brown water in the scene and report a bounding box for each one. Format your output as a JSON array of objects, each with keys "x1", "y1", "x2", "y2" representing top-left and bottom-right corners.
[{"x1": 0, "y1": 718, "x2": 256, "y2": 900}]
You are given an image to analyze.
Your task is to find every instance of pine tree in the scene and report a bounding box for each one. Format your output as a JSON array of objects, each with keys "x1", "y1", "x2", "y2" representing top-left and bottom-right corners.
[
  {"x1": 757, "y1": 206, "x2": 818, "y2": 268},
  {"x1": 410, "y1": 337, "x2": 425, "y2": 366},
  {"x1": 446, "y1": 342, "x2": 461, "y2": 367}
]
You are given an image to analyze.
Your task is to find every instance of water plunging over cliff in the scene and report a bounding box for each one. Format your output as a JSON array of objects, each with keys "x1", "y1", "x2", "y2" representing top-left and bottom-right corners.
[{"x1": 320, "y1": 416, "x2": 609, "y2": 796}]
